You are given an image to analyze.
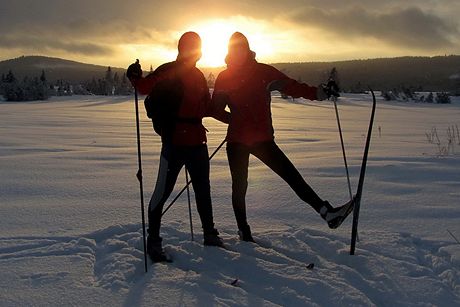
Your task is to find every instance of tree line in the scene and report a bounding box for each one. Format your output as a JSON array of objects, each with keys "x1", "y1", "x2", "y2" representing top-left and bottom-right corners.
[
  {"x1": 0, "y1": 67, "x2": 133, "y2": 101},
  {"x1": 3, "y1": 55, "x2": 460, "y2": 101},
  {"x1": 271, "y1": 56, "x2": 460, "y2": 94}
]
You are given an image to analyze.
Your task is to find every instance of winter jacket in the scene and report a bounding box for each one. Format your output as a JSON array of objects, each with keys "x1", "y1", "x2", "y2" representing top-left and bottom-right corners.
[
  {"x1": 212, "y1": 56, "x2": 319, "y2": 146},
  {"x1": 133, "y1": 61, "x2": 211, "y2": 146}
]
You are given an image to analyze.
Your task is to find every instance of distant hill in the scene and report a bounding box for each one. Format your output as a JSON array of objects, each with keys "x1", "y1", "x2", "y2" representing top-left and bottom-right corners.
[
  {"x1": 270, "y1": 56, "x2": 460, "y2": 92},
  {"x1": 2, "y1": 55, "x2": 460, "y2": 92},
  {"x1": 0, "y1": 56, "x2": 126, "y2": 84}
]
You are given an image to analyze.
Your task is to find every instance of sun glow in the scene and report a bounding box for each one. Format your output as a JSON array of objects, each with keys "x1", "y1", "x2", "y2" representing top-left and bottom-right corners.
[
  {"x1": 190, "y1": 18, "x2": 275, "y2": 67},
  {"x1": 197, "y1": 22, "x2": 234, "y2": 67}
]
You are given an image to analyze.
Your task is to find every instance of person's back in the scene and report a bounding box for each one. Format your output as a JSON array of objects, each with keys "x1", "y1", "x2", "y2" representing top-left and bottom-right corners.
[{"x1": 144, "y1": 60, "x2": 210, "y2": 145}]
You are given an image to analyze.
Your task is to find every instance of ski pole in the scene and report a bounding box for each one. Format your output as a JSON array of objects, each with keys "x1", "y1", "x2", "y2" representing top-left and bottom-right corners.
[
  {"x1": 185, "y1": 167, "x2": 194, "y2": 241},
  {"x1": 332, "y1": 95, "x2": 353, "y2": 202},
  {"x1": 350, "y1": 89, "x2": 377, "y2": 255},
  {"x1": 161, "y1": 138, "x2": 227, "y2": 217},
  {"x1": 333, "y1": 95, "x2": 359, "y2": 243},
  {"x1": 447, "y1": 229, "x2": 460, "y2": 245},
  {"x1": 133, "y1": 82, "x2": 148, "y2": 273}
]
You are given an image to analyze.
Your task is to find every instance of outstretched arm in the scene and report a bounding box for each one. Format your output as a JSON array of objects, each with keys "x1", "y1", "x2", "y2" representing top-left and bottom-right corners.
[
  {"x1": 265, "y1": 67, "x2": 328, "y2": 101},
  {"x1": 268, "y1": 79, "x2": 320, "y2": 100}
]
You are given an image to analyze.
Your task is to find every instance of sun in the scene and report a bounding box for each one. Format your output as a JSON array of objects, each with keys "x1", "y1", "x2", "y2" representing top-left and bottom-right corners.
[
  {"x1": 194, "y1": 22, "x2": 235, "y2": 67},
  {"x1": 190, "y1": 19, "x2": 275, "y2": 67}
]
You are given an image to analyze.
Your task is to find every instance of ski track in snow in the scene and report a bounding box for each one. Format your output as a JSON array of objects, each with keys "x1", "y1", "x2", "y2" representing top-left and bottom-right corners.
[{"x1": 0, "y1": 224, "x2": 459, "y2": 306}]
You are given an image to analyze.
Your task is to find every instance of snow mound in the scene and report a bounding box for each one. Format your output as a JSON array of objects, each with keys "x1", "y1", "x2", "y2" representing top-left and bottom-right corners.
[{"x1": 1, "y1": 224, "x2": 459, "y2": 306}]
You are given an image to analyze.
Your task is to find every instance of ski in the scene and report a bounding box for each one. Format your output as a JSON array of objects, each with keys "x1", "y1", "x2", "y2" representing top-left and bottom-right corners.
[{"x1": 349, "y1": 89, "x2": 377, "y2": 255}]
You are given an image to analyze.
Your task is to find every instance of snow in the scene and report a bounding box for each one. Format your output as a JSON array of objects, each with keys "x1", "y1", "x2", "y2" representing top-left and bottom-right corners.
[{"x1": 1, "y1": 94, "x2": 459, "y2": 306}]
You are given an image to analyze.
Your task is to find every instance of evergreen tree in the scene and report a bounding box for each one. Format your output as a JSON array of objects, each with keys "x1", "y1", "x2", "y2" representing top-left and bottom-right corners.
[
  {"x1": 105, "y1": 66, "x2": 113, "y2": 95},
  {"x1": 88, "y1": 77, "x2": 98, "y2": 95},
  {"x1": 98, "y1": 78, "x2": 105, "y2": 95},
  {"x1": 3, "y1": 70, "x2": 20, "y2": 101},
  {"x1": 40, "y1": 70, "x2": 46, "y2": 83},
  {"x1": 426, "y1": 92, "x2": 434, "y2": 103},
  {"x1": 113, "y1": 72, "x2": 120, "y2": 95},
  {"x1": 329, "y1": 67, "x2": 339, "y2": 88},
  {"x1": 0, "y1": 73, "x2": 5, "y2": 96},
  {"x1": 436, "y1": 92, "x2": 451, "y2": 104},
  {"x1": 455, "y1": 75, "x2": 460, "y2": 96},
  {"x1": 37, "y1": 70, "x2": 49, "y2": 100},
  {"x1": 119, "y1": 73, "x2": 132, "y2": 95},
  {"x1": 5, "y1": 70, "x2": 16, "y2": 83}
]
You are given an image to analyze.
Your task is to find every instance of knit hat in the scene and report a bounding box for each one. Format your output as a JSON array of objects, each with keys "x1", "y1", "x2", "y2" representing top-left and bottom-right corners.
[
  {"x1": 225, "y1": 32, "x2": 255, "y2": 66},
  {"x1": 228, "y1": 32, "x2": 250, "y2": 52},
  {"x1": 177, "y1": 31, "x2": 202, "y2": 61}
]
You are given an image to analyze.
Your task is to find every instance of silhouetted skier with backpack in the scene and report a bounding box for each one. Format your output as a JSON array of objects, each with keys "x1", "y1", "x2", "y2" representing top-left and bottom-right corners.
[{"x1": 127, "y1": 32, "x2": 224, "y2": 262}]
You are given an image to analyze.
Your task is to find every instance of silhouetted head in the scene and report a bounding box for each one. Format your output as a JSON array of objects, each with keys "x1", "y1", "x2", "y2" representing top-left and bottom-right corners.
[
  {"x1": 177, "y1": 31, "x2": 202, "y2": 64},
  {"x1": 225, "y1": 32, "x2": 254, "y2": 67}
]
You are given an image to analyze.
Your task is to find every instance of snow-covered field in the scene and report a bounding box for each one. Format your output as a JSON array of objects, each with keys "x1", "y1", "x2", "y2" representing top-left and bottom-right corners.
[{"x1": 1, "y1": 93, "x2": 459, "y2": 306}]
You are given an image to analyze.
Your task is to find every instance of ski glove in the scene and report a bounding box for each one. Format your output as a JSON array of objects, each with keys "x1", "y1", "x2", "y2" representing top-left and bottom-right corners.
[
  {"x1": 127, "y1": 59, "x2": 143, "y2": 81},
  {"x1": 316, "y1": 85, "x2": 329, "y2": 101},
  {"x1": 323, "y1": 79, "x2": 340, "y2": 98},
  {"x1": 317, "y1": 83, "x2": 340, "y2": 101}
]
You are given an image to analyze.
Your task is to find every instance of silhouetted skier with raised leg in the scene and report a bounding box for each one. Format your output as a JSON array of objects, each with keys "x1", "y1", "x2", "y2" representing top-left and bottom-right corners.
[{"x1": 211, "y1": 32, "x2": 354, "y2": 242}]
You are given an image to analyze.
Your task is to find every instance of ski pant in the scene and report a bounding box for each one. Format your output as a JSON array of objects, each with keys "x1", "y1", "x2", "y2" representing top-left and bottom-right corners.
[
  {"x1": 226, "y1": 141, "x2": 324, "y2": 231},
  {"x1": 148, "y1": 143, "x2": 215, "y2": 239}
]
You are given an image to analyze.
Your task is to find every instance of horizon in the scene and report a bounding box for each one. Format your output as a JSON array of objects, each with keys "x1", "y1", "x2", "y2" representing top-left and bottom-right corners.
[
  {"x1": 2, "y1": 53, "x2": 460, "y2": 71},
  {"x1": 1, "y1": 1, "x2": 459, "y2": 68}
]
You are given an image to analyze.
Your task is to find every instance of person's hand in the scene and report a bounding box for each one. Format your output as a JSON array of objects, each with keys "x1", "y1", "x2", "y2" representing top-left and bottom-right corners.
[
  {"x1": 316, "y1": 85, "x2": 329, "y2": 101},
  {"x1": 127, "y1": 59, "x2": 142, "y2": 81},
  {"x1": 317, "y1": 82, "x2": 340, "y2": 101},
  {"x1": 325, "y1": 79, "x2": 340, "y2": 97}
]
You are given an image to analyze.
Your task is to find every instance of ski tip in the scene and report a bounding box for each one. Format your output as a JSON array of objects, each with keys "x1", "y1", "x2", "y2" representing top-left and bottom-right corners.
[{"x1": 367, "y1": 87, "x2": 376, "y2": 101}]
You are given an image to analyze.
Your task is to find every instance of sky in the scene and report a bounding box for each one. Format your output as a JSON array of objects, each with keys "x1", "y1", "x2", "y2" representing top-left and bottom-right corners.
[{"x1": 1, "y1": 0, "x2": 459, "y2": 68}]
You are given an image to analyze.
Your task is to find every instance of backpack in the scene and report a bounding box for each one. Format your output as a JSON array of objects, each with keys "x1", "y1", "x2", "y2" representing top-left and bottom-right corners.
[{"x1": 144, "y1": 76, "x2": 184, "y2": 137}]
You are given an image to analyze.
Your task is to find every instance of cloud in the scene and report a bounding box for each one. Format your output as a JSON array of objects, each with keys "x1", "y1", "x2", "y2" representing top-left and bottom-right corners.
[
  {"x1": 0, "y1": 0, "x2": 177, "y2": 55},
  {"x1": 287, "y1": 6, "x2": 459, "y2": 50},
  {"x1": 0, "y1": 0, "x2": 459, "y2": 65},
  {"x1": 0, "y1": 34, "x2": 114, "y2": 56}
]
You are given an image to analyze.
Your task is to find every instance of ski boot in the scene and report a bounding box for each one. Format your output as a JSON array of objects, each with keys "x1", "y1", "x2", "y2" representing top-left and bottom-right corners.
[
  {"x1": 320, "y1": 197, "x2": 355, "y2": 229},
  {"x1": 203, "y1": 229, "x2": 224, "y2": 247},
  {"x1": 238, "y1": 225, "x2": 255, "y2": 243},
  {"x1": 147, "y1": 237, "x2": 171, "y2": 263}
]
